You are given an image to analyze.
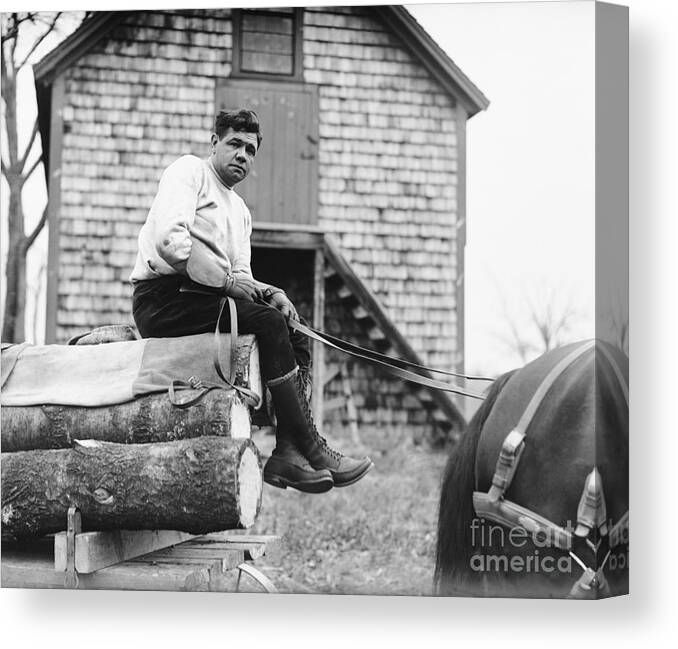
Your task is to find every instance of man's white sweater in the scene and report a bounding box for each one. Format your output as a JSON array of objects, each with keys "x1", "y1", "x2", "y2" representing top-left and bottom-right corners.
[{"x1": 130, "y1": 155, "x2": 253, "y2": 287}]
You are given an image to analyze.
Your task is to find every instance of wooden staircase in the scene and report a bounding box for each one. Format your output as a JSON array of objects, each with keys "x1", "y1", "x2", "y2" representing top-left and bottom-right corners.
[{"x1": 322, "y1": 235, "x2": 466, "y2": 441}]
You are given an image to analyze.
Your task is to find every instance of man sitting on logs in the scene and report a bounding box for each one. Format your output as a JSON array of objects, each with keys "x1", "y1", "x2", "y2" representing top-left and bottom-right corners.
[{"x1": 129, "y1": 109, "x2": 373, "y2": 494}]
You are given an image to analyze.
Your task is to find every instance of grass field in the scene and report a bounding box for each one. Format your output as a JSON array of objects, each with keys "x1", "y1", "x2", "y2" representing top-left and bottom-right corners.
[{"x1": 249, "y1": 427, "x2": 449, "y2": 596}]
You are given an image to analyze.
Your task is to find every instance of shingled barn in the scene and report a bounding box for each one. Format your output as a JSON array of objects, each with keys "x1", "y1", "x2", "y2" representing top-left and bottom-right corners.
[{"x1": 33, "y1": 5, "x2": 487, "y2": 443}]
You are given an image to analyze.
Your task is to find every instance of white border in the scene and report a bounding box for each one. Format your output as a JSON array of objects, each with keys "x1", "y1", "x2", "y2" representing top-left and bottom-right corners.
[{"x1": 2, "y1": 1, "x2": 676, "y2": 647}]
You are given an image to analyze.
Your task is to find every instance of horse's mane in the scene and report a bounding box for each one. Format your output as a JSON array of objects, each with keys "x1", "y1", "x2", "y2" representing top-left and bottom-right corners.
[{"x1": 434, "y1": 369, "x2": 517, "y2": 595}]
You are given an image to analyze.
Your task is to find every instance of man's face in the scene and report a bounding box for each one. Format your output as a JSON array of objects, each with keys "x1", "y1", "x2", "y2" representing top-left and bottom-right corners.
[{"x1": 210, "y1": 127, "x2": 259, "y2": 188}]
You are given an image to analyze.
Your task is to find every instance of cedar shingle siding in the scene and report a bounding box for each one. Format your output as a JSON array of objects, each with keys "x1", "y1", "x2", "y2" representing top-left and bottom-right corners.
[
  {"x1": 59, "y1": 10, "x2": 233, "y2": 334},
  {"x1": 45, "y1": 6, "x2": 481, "y2": 439},
  {"x1": 306, "y1": 8, "x2": 459, "y2": 371}
]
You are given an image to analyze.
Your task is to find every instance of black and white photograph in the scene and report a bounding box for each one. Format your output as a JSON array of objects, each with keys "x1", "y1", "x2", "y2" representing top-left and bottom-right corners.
[{"x1": 1, "y1": 0, "x2": 629, "y2": 608}]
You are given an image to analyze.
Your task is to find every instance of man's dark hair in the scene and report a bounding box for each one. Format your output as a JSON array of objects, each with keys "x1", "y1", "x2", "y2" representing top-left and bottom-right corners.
[{"x1": 214, "y1": 109, "x2": 262, "y2": 147}]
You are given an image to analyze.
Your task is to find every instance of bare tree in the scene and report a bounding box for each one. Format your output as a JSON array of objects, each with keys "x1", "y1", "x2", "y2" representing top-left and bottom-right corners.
[
  {"x1": 1, "y1": 12, "x2": 69, "y2": 342},
  {"x1": 496, "y1": 284, "x2": 582, "y2": 364}
]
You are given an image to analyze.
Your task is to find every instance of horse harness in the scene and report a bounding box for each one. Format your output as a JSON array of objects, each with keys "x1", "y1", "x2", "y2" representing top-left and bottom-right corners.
[{"x1": 472, "y1": 340, "x2": 629, "y2": 599}]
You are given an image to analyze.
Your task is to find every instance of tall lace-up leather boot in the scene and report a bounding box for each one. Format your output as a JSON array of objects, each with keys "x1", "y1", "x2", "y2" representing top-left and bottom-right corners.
[
  {"x1": 266, "y1": 370, "x2": 373, "y2": 487},
  {"x1": 264, "y1": 368, "x2": 333, "y2": 494}
]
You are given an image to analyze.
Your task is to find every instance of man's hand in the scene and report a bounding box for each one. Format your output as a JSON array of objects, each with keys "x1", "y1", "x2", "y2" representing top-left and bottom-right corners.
[
  {"x1": 225, "y1": 273, "x2": 264, "y2": 302},
  {"x1": 266, "y1": 289, "x2": 299, "y2": 322}
]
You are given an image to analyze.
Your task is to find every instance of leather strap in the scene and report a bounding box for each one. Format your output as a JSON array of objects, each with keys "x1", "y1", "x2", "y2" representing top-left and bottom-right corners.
[
  {"x1": 513, "y1": 340, "x2": 595, "y2": 437},
  {"x1": 597, "y1": 342, "x2": 629, "y2": 407},
  {"x1": 473, "y1": 491, "x2": 573, "y2": 551},
  {"x1": 168, "y1": 293, "x2": 261, "y2": 409},
  {"x1": 474, "y1": 341, "x2": 596, "y2": 540},
  {"x1": 595, "y1": 343, "x2": 629, "y2": 548},
  {"x1": 290, "y1": 320, "x2": 494, "y2": 383},
  {"x1": 290, "y1": 319, "x2": 486, "y2": 400},
  {"x1": 213, "y1": 297, "x2": 237, "y2": 385},
  {"x1": 212, "y1": 297, "x2": 261, "y2": 409},
  {"x1": 169, "y1": 375, "x2": 225, "y2": 409},
  {"x1": 475, "y1": 340, "x2": 595, "y2": 498},
  {"x1": 487, "y1": 429, "x2": 526, "y2": 502}
]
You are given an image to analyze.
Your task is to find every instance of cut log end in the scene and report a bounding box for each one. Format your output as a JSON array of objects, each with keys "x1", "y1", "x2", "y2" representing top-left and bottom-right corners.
[
  {"x1": 237, "y1": 446, "x2": 262, "y2": 529},
  {"x1": 248, "y1": 342, "x2": 263, "y2": 411},
  {"x1": 230, "y1": 399, "x2": 252, "y2": 440}
]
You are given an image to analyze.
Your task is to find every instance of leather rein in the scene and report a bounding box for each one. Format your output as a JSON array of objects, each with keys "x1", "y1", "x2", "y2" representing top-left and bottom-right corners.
[
  {"x1": 169, "y1": 292, "x2": 493, "y2": 408},
  {"x1": 289, "y1": 319, "x2": 492, "y2": 400},
  {"x1": 165, "y1": 294, "x2": 627, "y2": 597}
]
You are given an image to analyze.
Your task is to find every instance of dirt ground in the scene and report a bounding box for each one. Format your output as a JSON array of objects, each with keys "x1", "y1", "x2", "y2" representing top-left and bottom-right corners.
[{"x1": 247, "y1": 425, "x2": 450, "y2": 596}]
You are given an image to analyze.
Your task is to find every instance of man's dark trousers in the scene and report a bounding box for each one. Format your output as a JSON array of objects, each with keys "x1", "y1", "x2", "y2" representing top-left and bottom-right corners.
[{"x1": 132, "y1": 275, "x2": 310, "y2": 382}]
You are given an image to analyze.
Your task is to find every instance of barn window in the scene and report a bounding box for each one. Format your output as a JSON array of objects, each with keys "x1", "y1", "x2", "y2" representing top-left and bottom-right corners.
[{"x1": 232, "y1": 8, "x2": 303, "y2": 80}]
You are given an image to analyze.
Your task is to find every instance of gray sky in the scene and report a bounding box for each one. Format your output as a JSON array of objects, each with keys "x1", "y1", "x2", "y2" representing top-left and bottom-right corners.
[{"x1": 407, "y1": 0, "x2": 596, "y2": 373}]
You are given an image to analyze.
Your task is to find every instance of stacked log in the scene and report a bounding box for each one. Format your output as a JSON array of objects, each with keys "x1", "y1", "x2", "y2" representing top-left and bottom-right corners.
[
  {"x1": 1, "y1": 334, "x2": 265, "y2": 541},
  {"x1": 1, "y1": 390, "x2": 252, "y2": 452},
  {"x1": 1, "y1": 437, "x2": 262, "y2": 542}
]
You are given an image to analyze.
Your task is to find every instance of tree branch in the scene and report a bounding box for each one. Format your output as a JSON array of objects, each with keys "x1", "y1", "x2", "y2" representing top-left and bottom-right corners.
[
  {"x1": 22, "y1": 155, "x2": 42, "y2": 183},
  {"x1": 1, "y1": 155, "x2": 8, "y2": 180},
  {"x1": 9, "y1": 14, "x2": 20, "y2": 62},
  {"x1": 33, "y1": 12, "x2": 59, "y2": 28},
  {"x1": 496, "y1": 292, "x2": 533, "y2": 363},
  {"x1": 1, "y1": 13, "x2": 36, "y2": 45},
  {"x1": 15, "y1": 12, "x2": 62, "y2": 70},
  {"x1": 1, "y1": 30, "x2": 20, "y2": 166},
  {"x1": 19, "y1": 119, "x2": 39, "y2": 171},
  {"x1": 25, "y1": 204, "x2": 48, "y2": 250},
  {"x1": 1, "y1": 33, "x2": 12, "y2": 95},
  {"x1": 1, "y1": 14, "x2": 18, "y2": 45}
]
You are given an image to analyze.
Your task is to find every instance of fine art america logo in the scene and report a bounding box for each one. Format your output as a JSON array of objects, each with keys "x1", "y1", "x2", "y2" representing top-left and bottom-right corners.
[{"x1": 469, "y1": 518, "x2": 629, "y2": 574}]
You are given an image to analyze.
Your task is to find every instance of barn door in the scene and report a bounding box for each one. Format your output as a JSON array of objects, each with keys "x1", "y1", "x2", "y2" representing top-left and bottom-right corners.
[{"x1": 215, "y1": 80, "x2": 318, "y2": 226}]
